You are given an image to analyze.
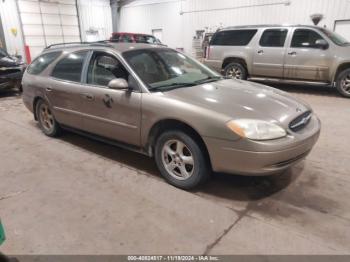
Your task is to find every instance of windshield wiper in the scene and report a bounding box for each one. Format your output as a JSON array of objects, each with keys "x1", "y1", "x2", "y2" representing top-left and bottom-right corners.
[
  {"x1": 148, "y1": 82, "x2": 196, "y2": 91},
  {"x1": 194, "y1": 76, "x2": 223, "y2": 85}
]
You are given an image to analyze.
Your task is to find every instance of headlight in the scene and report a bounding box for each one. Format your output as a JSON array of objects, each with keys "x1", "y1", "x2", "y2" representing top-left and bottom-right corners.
[{"x1": 226, "y1": 119, "x2": 287, "y2": 140}]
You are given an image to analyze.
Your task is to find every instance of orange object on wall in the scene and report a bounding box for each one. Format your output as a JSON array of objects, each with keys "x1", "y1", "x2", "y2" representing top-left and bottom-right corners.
[{"x1": 24, "y1": 45, "x2": 31, "y2": 64}]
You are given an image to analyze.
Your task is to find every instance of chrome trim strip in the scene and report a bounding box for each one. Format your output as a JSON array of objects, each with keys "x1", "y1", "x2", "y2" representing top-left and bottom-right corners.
[
  {"x1": 53, "y1": 106, "x2": 138, "y2": 129},
  {"x1": 249, "y1": 77, "x2": 330, "y2": 86}
]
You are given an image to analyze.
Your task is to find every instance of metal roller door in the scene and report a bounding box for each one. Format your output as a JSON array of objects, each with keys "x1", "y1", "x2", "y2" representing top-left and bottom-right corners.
[{"x1": 17, "y1": 0, "x2": 81, "y2": 59}]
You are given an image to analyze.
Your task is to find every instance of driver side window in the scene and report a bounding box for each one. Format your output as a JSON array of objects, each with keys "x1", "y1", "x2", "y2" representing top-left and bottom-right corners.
[
  {"x1": 87, "y1": 52, "x2": 129, "y2": 87},
  {"x1": 291, "y1": 29, "x2": 326, "y2": 48}
]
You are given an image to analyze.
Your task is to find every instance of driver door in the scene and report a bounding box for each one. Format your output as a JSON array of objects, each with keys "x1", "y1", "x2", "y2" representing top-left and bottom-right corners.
[{"x1": 79, "y1": 51, "x2": 142, "y2": 146}]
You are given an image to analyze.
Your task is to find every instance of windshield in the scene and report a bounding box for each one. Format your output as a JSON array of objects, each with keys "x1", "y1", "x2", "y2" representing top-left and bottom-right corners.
[
  {"x1": 320, "y1": 28, "x2": 349, "y2": 45},
  {"x1": 123, "y1": 49, "x2": 221, "y2": 91}
]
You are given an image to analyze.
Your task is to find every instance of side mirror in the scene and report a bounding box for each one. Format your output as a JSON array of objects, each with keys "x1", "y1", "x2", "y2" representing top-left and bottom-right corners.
[
  {"x1": 315, "y1": 39, "x2": 328, "y2": 49},
  {"x1": 108, "y1": 78, "x2": 129, "y2": 90}
]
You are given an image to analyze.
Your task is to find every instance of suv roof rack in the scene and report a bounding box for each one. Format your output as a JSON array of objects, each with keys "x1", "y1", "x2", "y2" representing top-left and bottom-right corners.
[{"x1": 45, "y1": 41, "x2": 113, "y2": 50}]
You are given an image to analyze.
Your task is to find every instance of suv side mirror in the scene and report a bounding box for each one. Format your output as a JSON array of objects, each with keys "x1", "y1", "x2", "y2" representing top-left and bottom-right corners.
[
  {"x1": 315, "y1": 39, "x2": 328, "y2": 49},
  {"x1": 108, "y1": 78, "x2": 129, "y2": 90}
]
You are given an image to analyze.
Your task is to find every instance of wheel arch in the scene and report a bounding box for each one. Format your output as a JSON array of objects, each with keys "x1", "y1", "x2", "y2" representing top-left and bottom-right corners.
[
  {"x1": 333, "y1": 62, "x2": 350, "y2": 83},
  {"x1": 222, "y1": 56, "x2": 248, "y2": 73},
  {"x1": 146, "y1": 119, "x2": 212, "y2": 168}
]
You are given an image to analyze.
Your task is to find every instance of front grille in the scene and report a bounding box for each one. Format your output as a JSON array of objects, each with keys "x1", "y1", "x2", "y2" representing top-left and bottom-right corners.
[{"x1": 289, "y1": 111, "x2": 312, "y2": 132}]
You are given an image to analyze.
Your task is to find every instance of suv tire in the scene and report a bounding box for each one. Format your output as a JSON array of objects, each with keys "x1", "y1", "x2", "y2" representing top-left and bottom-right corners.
[
  {"x1": 336, "y1": 68, "x2": 350, "y2": 98},
  {"x1": 224, "y1": 62, "x2": 247, "y2": 80},
  {"x1": 155, "y1": 130, "x2": 210, "y2": 189},
  {"x1": 36, "y1": 99, "x2": 61, "y2": 137}
]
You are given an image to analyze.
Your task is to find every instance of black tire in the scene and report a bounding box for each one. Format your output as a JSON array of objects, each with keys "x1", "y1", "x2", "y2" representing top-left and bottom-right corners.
[
  {"x1": 223, "y1": 62, "x2": 247, "y2": 80},
  {"x1": 155, "y1": 130, "x2": 211, "y2": 189},
  {"x1": 35, "y1": 99, "x2": 61, "y2": 137},
  {"x1": 336, "y1": 68, "x2": 350, "y2": 98}
]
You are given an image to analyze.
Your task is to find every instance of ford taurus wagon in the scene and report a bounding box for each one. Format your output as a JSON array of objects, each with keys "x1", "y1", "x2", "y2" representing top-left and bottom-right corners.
[{"x1": 22, "y1": 42, "x2": 321, "y2": 189}]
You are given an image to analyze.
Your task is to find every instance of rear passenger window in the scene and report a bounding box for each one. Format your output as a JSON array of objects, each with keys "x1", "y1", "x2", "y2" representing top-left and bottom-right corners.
[
  {"x1": 260, "y1": 29, "x2": 288, "y2": 47},
  {"x1": 51, "y1": 51, "x2": 88, "y2": 82},
  {"x1": 210, "y1": 30, "x2": 257, "y2": 46},
  {"x1": 291, "y1": 29, "x2": 325, "y2": 48},
  {"x1": 27, "y1": 52, "x2": 61, "y2": 75}
]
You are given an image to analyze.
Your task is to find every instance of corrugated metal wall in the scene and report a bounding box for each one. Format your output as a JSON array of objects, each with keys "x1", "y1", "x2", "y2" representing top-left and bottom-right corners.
[{"x1": 119, "y1": 0, "x2": 350, "y2": 54}]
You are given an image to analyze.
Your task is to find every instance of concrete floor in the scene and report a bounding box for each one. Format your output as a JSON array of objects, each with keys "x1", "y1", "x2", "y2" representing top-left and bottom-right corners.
[{"x1": 0, "y1": 85, "x2": 349, "y2": 255}]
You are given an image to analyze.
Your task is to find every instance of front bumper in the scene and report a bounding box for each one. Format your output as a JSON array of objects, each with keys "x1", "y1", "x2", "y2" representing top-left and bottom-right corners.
[
  {"x1": 0, "y1": 68, "x2": 24, "y2": 90},
  {"x1": 204, "y1": 115, "x2": 321, "y2": 175}
]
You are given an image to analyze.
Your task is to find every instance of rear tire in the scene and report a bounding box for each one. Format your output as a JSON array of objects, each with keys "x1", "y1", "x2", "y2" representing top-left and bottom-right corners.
[
  {"x1": 155, "y1": 130, "x2": 211, "y2": 189},
  {"x1": 223, "y1": 62, "x2": 247, "y2": 80},
  {"x1": 336, "y1": 68, "x2": 350, "y2": 98},
  {"x1": 36, "y1": 99, "x2": 61, "y2": 137}
]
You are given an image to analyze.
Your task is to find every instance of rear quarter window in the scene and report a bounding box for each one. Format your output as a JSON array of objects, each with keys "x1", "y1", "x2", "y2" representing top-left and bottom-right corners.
[
  {"x1": 210, "y1": 30, "x2": 257, "y2": 46},
  {"x1": 27, "y1": 51, "x2": 61, "y2": 75},
  {"x1": 51, "y1": 51, "x2": 88, "y2": 82}
]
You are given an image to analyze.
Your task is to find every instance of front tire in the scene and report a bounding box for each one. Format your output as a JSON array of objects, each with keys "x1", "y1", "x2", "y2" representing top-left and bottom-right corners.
[
  {"x1": 155, "y1": 131, "x2": 211, "y2": 189},
  {"x1": 36, "y1": 99, "x2": 61, "y2": 137},
  {"x1": 336, "y1": 68, "x2": 350, "y2": 98},
  {"x1": 223, "y1": 62, "x2": 247, "y2": 80}
]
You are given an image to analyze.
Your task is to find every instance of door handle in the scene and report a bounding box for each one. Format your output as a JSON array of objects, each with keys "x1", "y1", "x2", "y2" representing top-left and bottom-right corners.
[
  {"x1": 46, "y1": 87, "x2": 52, "y2": 92},
  {"x1": 288, "y1": 51, "x2": 297, "y2": 56},
  {"x1": 257, "y1": 50, "x2": 264, "y2": 54},
  {"x1": 82, "y1": 93, "x2": 94, "y2": 101}
]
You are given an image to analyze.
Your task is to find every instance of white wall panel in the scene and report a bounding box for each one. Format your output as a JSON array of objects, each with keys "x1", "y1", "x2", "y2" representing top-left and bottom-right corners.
[
  {"x1": 119, "y1": 0, "x2": 183, "y2": 48},
  {"x1": 42, "y1": 14, "x2": 61, "y2": 25},
  {"x1": 119, "y1": 0, "x2": 350, "y2": 54},
  {"x1": 77, "y1": 0, "x2": 113, "y2": 41}
]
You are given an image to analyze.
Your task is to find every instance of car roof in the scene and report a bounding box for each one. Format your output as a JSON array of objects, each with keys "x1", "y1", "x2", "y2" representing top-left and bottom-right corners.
[
  {"x1": 221, "y1": 24, "x2": 323, "y2": 31},
  {"x1": 42, "y1": 42, "x2": 166, "y2": 54}
]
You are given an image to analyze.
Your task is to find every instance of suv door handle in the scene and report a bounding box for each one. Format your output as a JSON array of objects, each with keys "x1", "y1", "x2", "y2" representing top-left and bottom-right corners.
[
  {"x1": 288, "y1": 51, "x2": 297, "y2": 56},
  {"x1": 257, "y1": 50, "x2": 264, "y2": 54},
  {"x1": 82, "y1": 93, "x2": 94, "y2": 101},
  {"x1": 46, "y1": 87, "x2": 52, "y2": 92}
]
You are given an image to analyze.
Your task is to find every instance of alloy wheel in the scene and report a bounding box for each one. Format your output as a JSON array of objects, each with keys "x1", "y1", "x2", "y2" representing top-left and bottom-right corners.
[
  {"x1": 161, "y1": 139, "x2": 194, "y2": 180},
  {"x1": 340, "y1": 73, "x2": 350, "y2": 95},
  {"x1": 226, "y1": 65, "x2": 243, "y2": 79},
  {"x1": 39, "y1": 103, "x2": 54, "y2": 132}
]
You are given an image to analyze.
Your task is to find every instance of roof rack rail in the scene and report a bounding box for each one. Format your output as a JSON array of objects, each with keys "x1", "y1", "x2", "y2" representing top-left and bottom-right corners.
[{"x1": 45, "y1": 41, "x2": 112, "y2": 49}]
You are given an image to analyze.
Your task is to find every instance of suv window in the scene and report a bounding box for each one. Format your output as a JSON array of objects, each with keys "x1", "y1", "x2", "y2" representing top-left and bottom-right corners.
[
  {"x1": 51, "y1": 51, "x2": 88, "y2": 82},
  {"x1": 87, "y1": 52, "x2": 129, "y2": 86},
  {"x1": 27, "y1": 52, "x2": 61, "y2": 75},
  {"x1": 291, "y1": 29, "x2": 326, "y2": 48},
  {"x1": 134, "y1": 35, "x2": 157, "y2": 44},
  {"x1": 210, "y1": 30, "x2": 257, "y2": 46},
  {"x1": 260, "y1": 29, "x2": 288, "y2": 47}
]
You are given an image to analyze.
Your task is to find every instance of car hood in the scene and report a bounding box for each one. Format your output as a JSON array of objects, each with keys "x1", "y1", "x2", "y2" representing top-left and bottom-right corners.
[
  {"x1": 0, "y1": 56, "x2": 23, "y2": 67},
  {"x1": 162, "y1": 79, "x2": 311, "y2": 128}
]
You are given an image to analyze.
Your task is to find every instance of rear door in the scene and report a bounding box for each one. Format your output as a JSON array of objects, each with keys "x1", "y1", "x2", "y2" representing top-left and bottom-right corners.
[
  {"x1": 47, "y1": 50, "x2": 90, "y2": 129},
  {"x1": 78, "y1": 51, "x2": 142, "y2": 146},
  {"x1": 284, "y1": 28, "x2": 331, "y2": 81},
  {"x1": 252, "y1": 28, "x2": 288, "y2": 78}
]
